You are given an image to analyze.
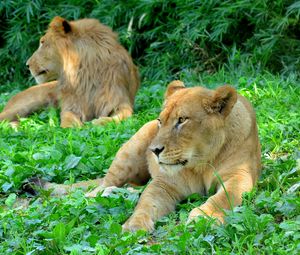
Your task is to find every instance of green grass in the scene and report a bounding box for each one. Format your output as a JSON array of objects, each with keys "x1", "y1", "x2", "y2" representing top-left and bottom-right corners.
[{"x1": 0, "y1": 68, "x2": 299, "y2": 254}]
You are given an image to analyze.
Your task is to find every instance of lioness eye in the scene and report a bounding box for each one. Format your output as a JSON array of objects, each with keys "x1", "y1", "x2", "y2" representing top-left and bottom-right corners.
[
  {"x1": 178, "y1": 117, "x2": 185, "y2": 124},
  {"x1": 176, "y1": 117, "x2": 188, "y2": 128}
]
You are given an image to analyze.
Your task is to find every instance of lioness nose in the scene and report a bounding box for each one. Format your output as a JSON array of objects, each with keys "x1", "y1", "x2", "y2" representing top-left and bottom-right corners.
[{"x1": 150, "y1": 146, "x2": 165, "y2": 157}]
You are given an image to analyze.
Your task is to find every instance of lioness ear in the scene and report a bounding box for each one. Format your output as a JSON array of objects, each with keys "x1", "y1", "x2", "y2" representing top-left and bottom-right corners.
[
  {"x1": 165, "y1": 80, "x2": 185, "y2": 99},
  {"x1": 49, "y1": 16, "x2": 72, "y2": 35},
  {"x1": 204, "y1": 85, "x2": 237, "y2": 117}
]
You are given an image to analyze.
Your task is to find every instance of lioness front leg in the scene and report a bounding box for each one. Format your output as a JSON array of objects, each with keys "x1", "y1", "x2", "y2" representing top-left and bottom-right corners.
[
  {"x1": 188, "y1": 171, "x2": 254, "y2": 224},
  {"x1": 26, "y1": 120, "x2": 158, "y2": 196},
  {"x1": 122, "y1": 177, "x2": 185, "y2": 232},
  {"x1": 85, "y1": 120, "x2": 158, "y2": 197},
  {"x1": 92, "y1": 104, "x2": 133, "y2": 126},
  {"x1": 0, "y1": 81, "x2": 58, "y2": 122}
]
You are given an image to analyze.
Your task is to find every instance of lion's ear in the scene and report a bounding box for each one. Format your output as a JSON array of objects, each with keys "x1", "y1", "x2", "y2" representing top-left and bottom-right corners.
[
  {"x1": 164, "y1": 80, "x2": 185, "y2": 99},
  {"x1": 204, "y1": 85, "x2": 237, "y2": 117},
  {"x1": 49, "y1": 16, "x2": 72, "y2": 35}
]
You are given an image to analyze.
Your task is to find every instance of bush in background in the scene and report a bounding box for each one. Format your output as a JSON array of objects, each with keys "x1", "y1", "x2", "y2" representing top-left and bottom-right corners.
[{"x1": 1, "y1": 0, "x2": 300, "y2": 89}]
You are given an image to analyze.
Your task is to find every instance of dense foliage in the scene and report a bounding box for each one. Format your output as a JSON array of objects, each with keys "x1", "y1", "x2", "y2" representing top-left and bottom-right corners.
[
  {"x1": 2, "y1": 0, "x2": 300, "y2": 87},
  {"x1": 0, "y1": 0, "x2": 299, "y2": 254},
  {"x1": 0, "y1": 69, "x2": 299, "y2": 254}
]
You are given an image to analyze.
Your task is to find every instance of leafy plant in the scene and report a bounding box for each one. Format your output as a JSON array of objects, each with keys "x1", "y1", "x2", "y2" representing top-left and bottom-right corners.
[
  {"x1": 0, "y1": 1, "x2": 300, "y2": 254},
  {"x1": 2, "y1": 0, "x2": 300, "y2": 89},
  {"x1": 1, "y1": 67, "x2": 299, "y2": 254}
]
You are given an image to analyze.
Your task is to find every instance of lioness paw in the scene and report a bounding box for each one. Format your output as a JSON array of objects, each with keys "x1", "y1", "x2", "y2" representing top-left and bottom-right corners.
[
  {"x1": 122, "y1": 214, "x2": 154, "y2": 233},
  {"x1": 187, "y1": 208, "x2": 204, "y2": 224},
  {"x1": 85, "y1": 185, "x2": 119, "y2": 198},
  {"x1": 85, "y1": 186, "x2": 104, "y2": 198},
  {"x1": 187, "y1": 207, "x2": 224, "y2": 225}
]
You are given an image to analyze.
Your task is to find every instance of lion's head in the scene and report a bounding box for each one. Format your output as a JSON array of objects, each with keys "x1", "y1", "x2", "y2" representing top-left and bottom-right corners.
[
  {"x1": 26, "y1": 16, "x2": 119, "y2": 85},
  {"x1": 149, "y1": 80, "x2": 237, "y2": 174},
  {"x1": 26, "y1": 33, "x2": 60, "y2": 84},
  {"x1": 26, "y1": 17, "x2": 68, "y2": 84}
]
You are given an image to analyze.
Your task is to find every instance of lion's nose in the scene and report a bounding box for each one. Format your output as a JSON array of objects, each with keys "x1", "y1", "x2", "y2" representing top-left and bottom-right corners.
[
  {"x1": 26, "y1": 58, "x2": 32, "y2": 68},
  {"x1": 150, "y1": 146, "x2": 165, "y2": 157}
]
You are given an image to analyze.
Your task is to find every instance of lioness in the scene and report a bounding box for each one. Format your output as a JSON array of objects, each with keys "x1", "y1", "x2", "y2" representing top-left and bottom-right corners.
[
  {"x1": 27, "y1": 80, "x2": 261, "y2": 232},
  {"x1": 0, "y1": 17, "x2": 139, "y2": 127}
]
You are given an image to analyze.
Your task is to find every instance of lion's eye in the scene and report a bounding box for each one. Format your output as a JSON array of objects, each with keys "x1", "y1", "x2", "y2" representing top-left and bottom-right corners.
[{"x1": 157, "y1": 118, "x2": 162, "y2": 127}]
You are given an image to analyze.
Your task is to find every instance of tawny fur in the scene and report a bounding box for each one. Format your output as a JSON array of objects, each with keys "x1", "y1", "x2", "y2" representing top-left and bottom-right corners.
[
  {"x1": 0, "y1": 16, "x2": 139, "y2": 128},
  {"x1": 33, "y1": 80, "x2": 261, "y2": 232}
]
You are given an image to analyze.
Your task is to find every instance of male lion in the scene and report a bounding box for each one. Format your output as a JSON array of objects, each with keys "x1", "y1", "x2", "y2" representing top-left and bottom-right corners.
[
  {"x1": 26, "y1": 80, "x2": 261, "y2": 232},
  {"x1": 0, "y1": 17, "x2": 139, "y2": 127}
]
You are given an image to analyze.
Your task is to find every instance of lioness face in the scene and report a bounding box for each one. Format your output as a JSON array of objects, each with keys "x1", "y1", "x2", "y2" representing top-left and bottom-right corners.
[
  {"x1": 150, "y1": 81, "x2": 237, "y2": 174},
  {"x1": 26, "y1": 35, "x2": 61, "y2": 84}
]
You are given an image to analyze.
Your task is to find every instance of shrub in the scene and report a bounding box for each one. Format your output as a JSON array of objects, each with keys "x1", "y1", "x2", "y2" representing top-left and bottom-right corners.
[{"x1": 1, "y1": 0, "x2": 300, "y2": 88}]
